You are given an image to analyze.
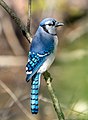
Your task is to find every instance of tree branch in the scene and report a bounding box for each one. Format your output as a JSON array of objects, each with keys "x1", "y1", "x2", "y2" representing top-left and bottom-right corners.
[
  {"x1": 0, "y1": 0, "x2": 32, "y2": 43},
  {"x1": 0, "y1": 0, "x2": 65, "y2": 119},
  {"x1": 43, "y1": 71, "x2": 65, "y2": 120},
  {"x1": 27, "y1": 0, "x2": 31, "y2": 33}
]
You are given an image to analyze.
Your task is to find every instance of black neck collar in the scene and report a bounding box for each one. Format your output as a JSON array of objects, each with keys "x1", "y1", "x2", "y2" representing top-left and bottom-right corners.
[{"x1": 41, "y1": 26, "x2": 57, "y2": 36}]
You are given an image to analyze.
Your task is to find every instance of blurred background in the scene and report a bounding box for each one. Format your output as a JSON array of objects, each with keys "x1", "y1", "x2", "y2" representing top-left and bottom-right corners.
[{"x1": 0, "y1": 0, "x2": 88, "y2": 120}]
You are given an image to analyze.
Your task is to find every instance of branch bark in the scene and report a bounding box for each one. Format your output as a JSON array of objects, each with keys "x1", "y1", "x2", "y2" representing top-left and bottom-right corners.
[
  {"x1": 43, "y1": 71, "x2": 65, "y2": 120},
  {"x1": 0, "y1": 0, "x2": 32, "y2": 43},
  {"x1": 0, "y1": 0, "x2": 65, "y2": 119},
  {"x1": 27, "y1": 0, "x2": 31, "y2": 33}
]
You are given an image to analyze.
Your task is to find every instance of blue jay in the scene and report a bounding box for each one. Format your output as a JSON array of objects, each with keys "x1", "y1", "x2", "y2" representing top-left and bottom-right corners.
[{"x1": 26, "y1": 18, "x2": 64, "y2": 114}]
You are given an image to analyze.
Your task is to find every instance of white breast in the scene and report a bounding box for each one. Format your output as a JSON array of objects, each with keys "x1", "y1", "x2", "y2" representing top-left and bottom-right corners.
[
  {"x1": 38, "y1": 36, "x2": 58, "y2": 73},
  {"x1": 53, "y1": 36, "x2": 58, "y2": 53}
]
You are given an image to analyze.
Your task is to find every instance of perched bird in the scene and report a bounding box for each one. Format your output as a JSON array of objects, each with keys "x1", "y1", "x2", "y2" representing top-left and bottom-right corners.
[{"x1": 26, "y1": 18, "x2": 64, "y2": 114}]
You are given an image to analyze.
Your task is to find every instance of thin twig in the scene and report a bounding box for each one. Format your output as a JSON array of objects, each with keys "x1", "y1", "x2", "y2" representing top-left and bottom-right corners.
[
  {"x1": 0, "y1": 0, "x2": 32, "y2": 43},
  {"x1": 0, "y1": 80, "x2": 37, "y2": 120},
  {"x1": 43, "y1": 71, "x2": 65, "y2": 120},
  {"x1": 27, "y1": 0, "x2": 31, "y2": 33}
]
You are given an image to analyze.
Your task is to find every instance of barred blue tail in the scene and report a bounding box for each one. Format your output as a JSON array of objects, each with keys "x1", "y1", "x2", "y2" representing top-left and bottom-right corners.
[{"x1": 31, "y1": 73, "x2": 41, "y2": 114}]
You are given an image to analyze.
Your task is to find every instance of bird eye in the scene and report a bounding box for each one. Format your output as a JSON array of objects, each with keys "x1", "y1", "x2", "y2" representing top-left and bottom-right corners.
[{"x1": 48, "y1": 23, "x2": 53, "y2": 26}]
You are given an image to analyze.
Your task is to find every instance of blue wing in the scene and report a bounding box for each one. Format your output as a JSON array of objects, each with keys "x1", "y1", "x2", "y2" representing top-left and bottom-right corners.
[{"x1": 26, "y1": 52, "x2": 50, "y2": 82}]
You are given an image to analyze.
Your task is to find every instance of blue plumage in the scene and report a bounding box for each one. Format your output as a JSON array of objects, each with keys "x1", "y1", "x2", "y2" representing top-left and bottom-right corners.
[
  {"x1": 26, "y1": 18, "x2": 64, "y2": 114},
  {"x1": 26, "y1": 52, "x2": 49, "y2": 82},
  {"x1": 31, "y1": 73, "x2": 41, "y2": 114},
  {"x1": 30, "y1": 26, "x2": 54, "y2": 54}
]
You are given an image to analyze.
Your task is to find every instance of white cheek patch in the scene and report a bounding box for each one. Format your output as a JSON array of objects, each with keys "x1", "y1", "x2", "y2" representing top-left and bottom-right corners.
[
  {"x1": 45, "y1": 25, "x2": 56, "y2": 35},
  {"x1": 46, "y1": 25, "x2": 51, "y2": 29}
]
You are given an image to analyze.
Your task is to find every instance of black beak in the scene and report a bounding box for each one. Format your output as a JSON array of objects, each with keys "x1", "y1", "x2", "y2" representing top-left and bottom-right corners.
[{"x1": 55, "y1": 22, "x2": 64, "y2": 27}]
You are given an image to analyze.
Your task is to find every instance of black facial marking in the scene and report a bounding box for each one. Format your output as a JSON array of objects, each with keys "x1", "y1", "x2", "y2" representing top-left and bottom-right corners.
[
  {"x1": 45, "y1": 21, "x2": 56, "y2": 26},
  {"x1": 41, "y1": 21, "x2": 57, "y2": 35},
  {"x1": 42, "y1": 25, "x2": 56, "y2": 35},
  {"x1": 52, "y1": 21, "x2": 55, "y2": 26},
  {"x1": 48, "y1": 23, "x2": 53, "y2": 26},
  {"x1": 42, "y1": 25, "x2": 49, "y2": 34}
]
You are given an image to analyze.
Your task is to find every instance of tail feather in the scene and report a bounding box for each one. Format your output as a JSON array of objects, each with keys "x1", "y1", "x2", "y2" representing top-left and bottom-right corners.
[{"x1": 31, "y1": 73, "x2": 41, "y2": 114}]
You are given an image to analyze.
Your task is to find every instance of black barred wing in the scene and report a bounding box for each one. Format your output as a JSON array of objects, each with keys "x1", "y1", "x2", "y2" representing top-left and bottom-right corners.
[{"x1": 26, "y1": 52, "x2": 50, "y2": 82}]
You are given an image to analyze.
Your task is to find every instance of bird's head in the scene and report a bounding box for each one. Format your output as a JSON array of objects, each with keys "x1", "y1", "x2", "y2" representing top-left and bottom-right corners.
[{"x1": 40, "y1": 18, "x2": 64, "y2": 35}]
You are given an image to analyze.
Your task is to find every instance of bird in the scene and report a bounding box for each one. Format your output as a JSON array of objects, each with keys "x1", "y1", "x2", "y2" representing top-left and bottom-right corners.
[{"x1": 26, "y1": 18, "x2": 64, "y2": 114}]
